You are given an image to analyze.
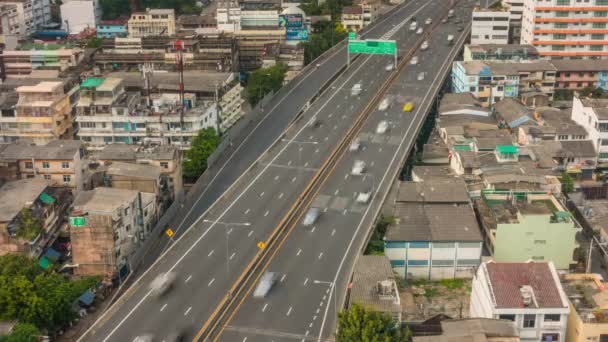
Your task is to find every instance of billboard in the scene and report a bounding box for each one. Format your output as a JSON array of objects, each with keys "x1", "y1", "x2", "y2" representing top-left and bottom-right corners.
[
  {"x1": 279, "y1": 14, "x2": 303, "y2": 28},
  {"x1": 286, "y1": 27, "x2": 309, "y2": 41}
]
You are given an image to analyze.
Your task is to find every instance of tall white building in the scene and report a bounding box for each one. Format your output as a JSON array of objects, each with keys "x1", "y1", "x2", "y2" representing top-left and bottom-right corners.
[
  {"x1": 472, "y1": 6, "x2": 511, "y2": 44},
  {"x1": 128, "y1": 8, "x2": 175, "y2": 38},
  {"x1": 505, "y1": 0, "x2": 525, "y2": 42},
  {"x1": 0, "y1": 0, "x2": 51, "y2": 37},
  {"x1": 216, "y1": 0, "x2": 241, "y2": 32},
  {"x1": 521, "y1": 0, "x2": 608, "y2": 59},
  {"x1": 60, "y1": 0, "x2": 102, "y2": 34},
  {"x1": 470, "y1": 261, "x2": 570, "y2": 342}
]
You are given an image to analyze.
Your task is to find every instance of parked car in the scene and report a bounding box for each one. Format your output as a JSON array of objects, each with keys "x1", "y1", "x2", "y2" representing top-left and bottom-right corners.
[
  {"x1": 133, "y1": 335, "x2": 154, "y2": 342},
  {"x1": 409, "y1": 22, "x2": 417, "y2": 31},
  {"x1": 349, "y1": 139, "x2": 361, "y2": 152}
]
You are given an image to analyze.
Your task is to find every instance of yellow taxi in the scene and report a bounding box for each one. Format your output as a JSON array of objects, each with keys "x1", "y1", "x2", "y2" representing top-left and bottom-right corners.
[{"x1": 402, "y1": 102, "x2": 415, "y2": 112}]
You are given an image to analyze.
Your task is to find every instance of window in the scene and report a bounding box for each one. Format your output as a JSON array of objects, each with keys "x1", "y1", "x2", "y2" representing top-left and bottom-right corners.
[
  {"x1": 552, "y1": 45, "x2": 565, "y2": 51},
  {"x1": 553, "y1": 33, "x2": 567, "y2": 39},
  {"x1": 558, "y1": 135, "x2": 568, "y2": 140},
  {"x1": 591, "y1": 45, "x2": 604, "y2": 51},
  {"x1": 532, "y1": 256, "x2": 545, "y2": 260},
  {"x1": 61, "y1": 161, "x2": 69, "y2": 168},
  {"x1": 125, "y1": 224, "x2": 131, "y2": 232},
  {"x1": 592, "y1": 33, "x2": 605, "y2": 40},
  {"x1": 599, "y1": 123, "x2": 608, "y2": 132},
  {"x1": 595, "y1": 11, "x2": 608, "y2": 17},
  {"x1": 160, "y1": 162, "x2": 169, "y2": 169},
  {"x1": 523, "y1": 314, "x2": 536, "y2": 328},
  {"x1": 457, "y1": 259, "x2": 480, "y2": 266},
  {"x1": 409, "y1": 242, "x2": 429, "y2": 248},
  {"x1": 544, "y1": 314, "x2": 561, "y2": 322},
  {"x1": 42, "y1": 161, "x2": 50, "y2": 168},
  {"x1": 432, "y1": 259, "x2": 454, "y2": 266},
  {"x1": 25, "y1": 161, "x2": 33, "y2": 169},
  {"x1": 556, "y1": 0, "x2": 570, "y2": 4},
  {"x1": 80, "y1": 122, "x2": 95, "y2": 128},
  {"x1": 555, "y1": 11, "x2": 569, "y2": 17},
  {"x1": 499, "y1": 314, "x2": 515, "y2": 321},
  {"x1": 469, "y1": 86, "x2": 476, "y2": 92},
  {"x1": 63, "y1": 175, "x2": 71, "y2": 183},
  {"x1": 390, "y1": 260, "x2": 405, "y2": 267},
  {"x1": 534, "y1": 240, "x2": 547, "y2": 244},
  {"x1": 385, "y1": 241, "x2": 406, "y2": 248},
  {"x1": 407, "y1": 259, "x2": 428, "y2": 266},
  {"x1": 43, "y1": 174, "x2": 51, "y2": 180},
  {"x1": 542, "y1": 333, "x2": 560, "y2": 341},
  {"x1": 593, "y1": 22, "x2": 607, "y2": 28},
  {"x1": 554, "y1": 22, "x2": 568, "y2": 28}
]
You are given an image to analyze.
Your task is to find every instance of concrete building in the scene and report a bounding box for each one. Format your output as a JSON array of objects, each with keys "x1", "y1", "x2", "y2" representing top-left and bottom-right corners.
[
  {"x1": 0, "y1": 46, "x2": 85, "y2": 76},
  {"x1": 96, "y1": 18, "x2": 127, "y2": 38},
  {"x1": 0, "y1": 0, "x2": 52, "y2": 37},
  {"x1": 521, "y1": 0, "x2": 608, "y2": 59},
  {"x1": 463, "y1": 44, "x2": 540, "y2": 61},
  {"x1": 470, "y1": 261, "x2": 570, "y2": 342},
  {"x1": 552, "y1": 59, "x2": 608, "y2": 91},
  {"x1": 349, "y1": 256, "x2": 401, "y2": 321},
  {"x1": 471, "y1": 5, "x2": 511, "y2": 44},
  {"x1": 355, "y1": 0, "x2": 380, "y2": 27},
  {"x1": 561, "y1": 273, "x2": 608, "y2": 342},
  {"x1": 216, "y1": 0, "x2": 241, "y2": 32},
  {"x1": 60, "y1": 0, "x2": 102, "y2": 34},
  {"x1": 0, "y1": 140, "x2": 85, "y2": 190},
  {"x1": 91, "y1": 144, "x2": 183, "y2": 200},
  {"x1": 128, "y1": 8, "x2": 175, "y2": 38},
  {"x1": 476, "y1": 191, "x2": 577, "y2": 269},
  {"x1": 505, "y1": 0, "x2": 525, "y2": 43},
  {"x1": 571, "y1": 97, "x2": 608, "y2": 163},
  {"x1": 384, "y1": 179, "x2": 483, "y2": 280},
  {"x1": 3, "y1": 81, "x2": 73, "y2": 145},
  {"x1": 70, "y1": 187, "x2": 157, "y2": 276},
  {"x1": 341, "y1": 6, "x2": 364, "y2": 31},
  {"x1": 413, "y1": 319, "x2": 520, "y2": 342},
  {"x1": 0, "y1": 178, "x2": 70, "y2": 257},
  {"x1": 218, "y1": 82, "x2": 245, "y2": 132}
]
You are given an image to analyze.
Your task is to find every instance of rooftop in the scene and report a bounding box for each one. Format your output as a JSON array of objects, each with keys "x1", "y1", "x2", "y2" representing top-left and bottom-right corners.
[
  {"x1": 558, "y1": 140, "x2": 597, "y2": 159},
  {"x1": 483, "y1": 261, "x2": 568, "y2": 309},
  {"x1": 494, "y1": 98, "x2": 534, "y2": 128},
  {"x1": 438, "y1": 93, "x2": 489, "y2": 116},
  {"x1": 342, "y1": 6, "x2": 363, "y2": 14},
  {"x1": 479, "y1": 193, "x2": 567, "y2": 225},
  {"x1": 0, "y1": 140, "x2": 83, "y2": 161},
  {"x1": 106, "y1": 71, "x2": 232, "y2": 93},
  {"x1": 414, "y1": 318, "x2": 520, "y2": 342},
  {"x1": 350, "y1": 256, "x2": 401, "y2": 315},
  {"x1": 387, "y1": 203, "x2": 481, "y2": 242},
  {"x1": 133, "y1": 8, "x2": 175, "y2": 15},
  {"x1": 16, "y1": 81, "x2": 63, "y2": 93},
  {"x1": 73, "y1": 187, "x2": 139, "y2": 213},
  {"x1": 537, "y1": 107, "x2": 587, "y2": 136},
  {"x1": 551, "y1": 59, "x2": 608, "y2": 72},
  {"x1": 104, "y1": 161, "x2": 161, "y2": 179},
  {"x1": 93, "y1": 144, "x2": 178, "y2": 161},
  {"x1": 396, "y1": 179, "x2": 469, "y2": 204},
  {"x1": 411, "y1": 165, "x2": 456, "y2": 181},
  {"x1": 467, "y1": 44, "x2": 538, "y2": 56},
  {"x1": 0, "y1": 178, "x2": 47, "y2": 222}
]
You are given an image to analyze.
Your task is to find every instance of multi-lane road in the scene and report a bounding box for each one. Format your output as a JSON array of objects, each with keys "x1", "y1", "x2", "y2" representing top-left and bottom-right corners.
[
  {"x1": 78, "y1": 0, "x2": 472, "y2": 341},
  {"x1": 216, "y1": 1, "x2": 476, "y2": 341}
]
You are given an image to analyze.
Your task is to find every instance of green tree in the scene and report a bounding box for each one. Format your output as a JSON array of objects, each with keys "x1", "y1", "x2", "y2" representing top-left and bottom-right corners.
[
  {"x1": 561, "y1": 172, "x2": 574, "y2": 194},
  {"x1": 553, "y1": 89, "x2": 574, "y2": 101},
  {"x1": 302, "y1": 21, "x2": 348, "y2": 65},
  {"x1": 183, "y1": 128, "x2": 220, "y2": 181},
  {"x1": 580, "y1": 86, "x2": 606, "y2": 99},
  {"x1": 336, "y1": 303, "x2": 403, "y2": 342},
  {"x1": 85, "y1": 37, "x2": 104, "y2": 49},
  {"x1": 365, "y1": 216, "x2": 395, "y2": 255},
  {"x1": 99, "y1": 0, "x2": 130, "y2": 20},
  {"x1": 245, "y1": 63, "x2": 288, "y2": 106},
  {"x1": 15, "y1": 209, "x2": 42, "y2": 242},
  {"x1": 0, "y1": 323, "x2": 40, "y2": 342}
]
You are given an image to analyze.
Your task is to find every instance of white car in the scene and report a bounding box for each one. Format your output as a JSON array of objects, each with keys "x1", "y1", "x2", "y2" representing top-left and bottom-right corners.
[
  {"x1": 352, "y1": 160, "x2": 366, "y2": 175},
  {"x1": 378, "y1": 97, "x2": 391, "y2": 111},
  {"x1": 417, "y1": 72, "x2": 425, "y2": 81},
  {"x1": 356, "y1": 191, "x2": 371, "y2": 204},
  {"x1": 351, "y1": 83, "x2": 362, "y2": 96},
  {"x1": 376, "y1": 121, "x2": 388, "y2": 134},
  {"x1": 416, "y1": 27, "x2": 423, "y2": 35},
  {"x1": 349, "y1": 139, "x2": 361, "y2": 151},
  {"x1": 410, "y1": 56, "x2": 419, "y2": 65},
  {"x1": 133, "y1": 335, "x2": 154, "y2": 342},
  {"x1": 150, "y1": 272, "x2": 176, "y2": 297},
  {"x1": 425, "y1": 17, "x2": 432, "y2": 25},
  {"x1": 409, "y1": 22, "x2": 417, "y2": 31},
  {"x1": 421, "y1": 41, "x2": 429, "y2": 50},
  {"x1": 385, "y1": 63, "x2": 394, "y2": 71}
]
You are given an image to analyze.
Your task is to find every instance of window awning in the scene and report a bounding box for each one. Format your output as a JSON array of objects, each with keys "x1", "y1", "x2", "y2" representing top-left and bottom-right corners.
[
  {"x1": 78, "y1": 289, "x2": 95, "y2": 306},
  {"x1": 39, "y1": 192, "x2": 55, "y2": 204}
]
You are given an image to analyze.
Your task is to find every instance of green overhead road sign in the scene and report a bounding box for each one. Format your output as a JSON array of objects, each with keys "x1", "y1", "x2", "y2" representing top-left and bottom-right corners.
[
  {"x1": 70, "y1": 217, "x2": 86, "y2": 227},
  {"x1": 348, "y1": 32, "x2": 356, "y2": 40},
  {"x1": 348, "y1": 39, "x2": 396, "y2": 55}
]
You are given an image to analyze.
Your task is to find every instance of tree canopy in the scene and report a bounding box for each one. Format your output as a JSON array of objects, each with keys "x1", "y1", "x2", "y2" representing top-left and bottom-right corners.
[
  {"x1": 301, "y1": 21, "x2": 348, "y2": 65},
  {"x1": 15, "y1": 209, "x2": 42, "y2": 242},
  {"x1": 0, "y1": 323, "x2": 40, "y2": 342},
  {"x1": 245, "y1": 63, "x2": 288, "y2": 106},
  {"x1": 337, "y1": 303, "x2": 408, "y2": 342},
  {"x1": 561, "y1": 172, "x2": 574, "y2": 194},
  {"x1": 0, "y1": 255, "x2": 98, "y2": 334},
  {"x1": 183, "y1": 128, "x2": 220, "y2": 181}
]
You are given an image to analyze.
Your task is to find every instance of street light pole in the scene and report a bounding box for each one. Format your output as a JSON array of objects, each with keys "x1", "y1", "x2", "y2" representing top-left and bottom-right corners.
[
  {"x1": 281, "y1": 139, "x2": 319, "y2": 171},
  {"x1": 202, "y1": 219, "x2": 251, "y2": 276}
]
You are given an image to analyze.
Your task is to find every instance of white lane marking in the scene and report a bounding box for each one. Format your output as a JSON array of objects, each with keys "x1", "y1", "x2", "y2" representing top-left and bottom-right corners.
[
  {"x1": 309, "y1": 322, "x2": 314, "y2": 328},
  {"x1": 160, "y1": 304, "x2": 167, "y2": 312},
  {"x1": 230, "y1": 252, "x2": 236, "y2": 260},
  {"x1": 264, "y1": 210, "x2": 269, "y2": 217},
  {"x1": 184, "y1": 307, "x2": 192, "y2": 316},
  {"x1": 274, "y1": 175, "x2": 279, "y2": 181},
  {"x1": 292, "y1": 176, "x2": 297, "y2": 182},
  {"x1": 305, "y1": 330, "x2": 310, "y2": 336},
  {"x1": 318, "y1": 252, "x2": 324, "y2": 259},
  {"x1": 334, "y1": 189, "x2": 340, "y2": 195},
  {"x1": 297, "y1": 248, "x2": 302, "y2": 256},
  {"x1": 242, "y1": 338, "x2": 248, "y2": 342},
  {"x1": 379, "y1": 147, "x2": 383, "y2": 152},
  {"x1": 286, "y1": 306, "x2": 293, "y2": 316},
  {"x1": 262, "y1": 303, "x2": 268, "y2": 312},
  {"x1": 371, "y1": 161, "x2": 375, "y2": 167},
  {"x1": 304, "y1": 278, "x2": 309, "y2": 286},
  {"x1": 208, "y1": 278, "x2": 215, "y2": 287},
  {"x1": 208, "y1": 249, "x2": 214, "y2": 257},
  {"x1": 260, "y1": 191, "x2": 265, "y2": 197},
  {"x1": 311, "y1": 226, "x2": 316, "y2": 233},
  {"x1": 342, "y1": 209, "x2": 348, "y2": 215},
  {"x1": 79, "y1": 5, "x2": 423, "y2": 341},
  {"x1": 316, "y1": 308, "x2": 320, "y2": 314},
  {"x1": 331, "y1": 229, "x2": 336, "y2": 236},
  {"x1": 344, "y1": 174, "x2": 348, "y2": 180},
  {"x1": 245, "y1": 208, "x2": 250, "y2": 215},
  {"x1": 324, "y1": 136, "x2": 329, "y2": 141},
  {"x1": 315, "y1": 148, "x2": 320, "y2": 153},
  {"x1": 316, "y1": 9, "x2": 463, "y2": 341},
  {"x1": 278, "y1": 192, "x2": 284, "y2": 199},
  {"x1": 288, "y1": 160, "x2": 292, "y2": 166},
  {"x1": 304, "y1": 162, "x2": 309, "y2": 168},
  {"x1": 323, "y1": 207, "x2": 328, "y2": 213},
  {"x1": 248, "y1": 230, "x2": 254, "y2": 237},
  {"x1": 185, "y1": 275, "x2": 192, "y2": 283},
  {"x1": 280, "y1": 274, "x2": 286, "y2": 282},
  {"x1": 313, "y1": 315, "x2": 318, "y2": 321},
  {"x1": 227, "y1": 228, "x2": 233, "y2": 235}
]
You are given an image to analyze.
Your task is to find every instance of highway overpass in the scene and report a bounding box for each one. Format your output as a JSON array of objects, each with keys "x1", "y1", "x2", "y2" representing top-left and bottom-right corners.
[{"x1": 77, "y1": 0, "x2": 474, "y2": 341}]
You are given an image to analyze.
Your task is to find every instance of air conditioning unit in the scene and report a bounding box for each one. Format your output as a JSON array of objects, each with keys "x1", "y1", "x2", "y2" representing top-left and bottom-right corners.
[{"x1": 377, "y1": 280, "x2": 393, "y2": 296}]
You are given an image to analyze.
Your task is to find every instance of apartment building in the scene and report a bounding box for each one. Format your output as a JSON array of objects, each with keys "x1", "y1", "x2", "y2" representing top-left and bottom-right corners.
[
  {"x1": 476, "y1": 191, "x2": 577, "y2": 269},
  {"x1": 0, "y1": 81, "x2": 73, "y2": 145},
  {"x1": 96, "y1": 18, "x2": 127, "y2": 38},
  {"x1": 355, "y1": 0, "x2": 380, "y2": 27},
  {"x1": 0, "y1": 140, "x2": 85, "y2": 190},
  {"x1": 552, "y1": 59, "x2": 608, "y2": 90},
  {"x1": 470, "y1": 261, "x2": 570, "y2": 342},
  {"x1": 0, "y1": 178, "x2": 70, "y2": 257},
  {"x1": 505, "y1": 0, "x2": 525, "y2": 42},
  {"x1": 128, "y1": 8, "x2": 175, "y2": 38},
  {"x1": 60, "y1": 0, "x2": 102, "y2": 34},
  {"x1": 341, "y1": 6, "x2": 364, "y2": 31},
  {"x1": 0, "y1": 46, "x2": 85, "y2": 76},
  {"x1": 70, "y1": 187, "x2": 157, "y2": 276},
  {"x1": 0, "y1": 0, "x2": 51, "y2": 37},
  {"x1": 571, "y1": 96, "x2": 608, "y2": 162},
  {"x1": 521, "y1": 0, "x2": 608, "y2": 59},
  {"x1": 562, "y1": 273, "x2": 608, "y2": 342},
  {"x1": 472, "y1": 6, "x2": 511, "y2": 44},
  {"x1": 216, "y1": 0, "x2": 241, "y2": 32},
  {"x1": 464, "y1": 44, "x2": 540, "y2": 61}
]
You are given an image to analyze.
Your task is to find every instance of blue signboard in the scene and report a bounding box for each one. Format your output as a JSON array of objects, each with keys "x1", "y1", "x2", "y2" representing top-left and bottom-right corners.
[
  {"x1": 279, "y1": 14, "x2": 303, "y2": 28},
  {"x1": 286, "y1": 27, "x2": 308, "y2": 41}
]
